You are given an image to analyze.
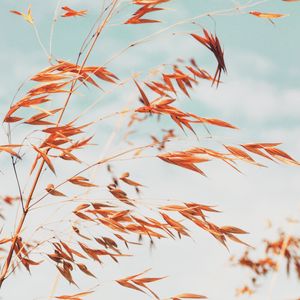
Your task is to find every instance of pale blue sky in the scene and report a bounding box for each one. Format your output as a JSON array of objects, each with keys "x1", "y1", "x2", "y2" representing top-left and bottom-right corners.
[{"x1": 0, "y1": 1, "x2": 300, "y2": 300}]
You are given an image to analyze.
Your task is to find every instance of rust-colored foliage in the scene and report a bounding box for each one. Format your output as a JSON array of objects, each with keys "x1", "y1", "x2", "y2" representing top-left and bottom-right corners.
[
  {"x1": 232, "y1": 230, "x2": 300, "y2": 297},
  {"x1": 116, "y1": 269, "x2": 166, "y2": 299},
  {"x1": 125, "y1": 0, "x2": 170, "y2": 24},
  {"x1": 170, "y1": 294, "x2": 207, "y2": 300},
  {"x1": 249, "y1": 11, "x2": 288, "y2": 19},
  {"x1": 61, "y1": 6, "x2": 87, "y2": 18},
  {"x1": 10, "y1": 6, "x2": 34, "y2": 24},
  {"x1": 191, "y1": 30, "x2": 226, "y2": 87},
  {"x1": 0, "y1": 1, "x2": 297, "y2": 299},
  {"x1": 56, "y1": 291, "x2": 94, "y2": 300}
]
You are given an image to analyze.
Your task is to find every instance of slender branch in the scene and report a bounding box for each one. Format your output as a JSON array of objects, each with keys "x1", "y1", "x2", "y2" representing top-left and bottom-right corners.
[
  {"x1": 49, "y1": 0, "x2": 63, "y2": 62},
  {"x1": 0, "y1": 159, "x2": 45, "y2": 287},
  {"x1": 57, "y1": 0, "x2": 120, "y2": 126},
  {"x1": 32, "y1": 23, "x2": 51, "y2": 60},
  {"x1": 75, "y1": 1, "x2": 113, "y2": 65},
  {"x1": 0, "y1": 0, "x2": 120, "y2": 287},
  {"x1": 11, "y1": 157, "x2": 25, "y2": 212}
]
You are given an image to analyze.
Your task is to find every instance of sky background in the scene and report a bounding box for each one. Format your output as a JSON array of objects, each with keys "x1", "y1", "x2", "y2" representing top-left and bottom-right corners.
[{"x1": 0, "y1": 0, "x2": 300, "y2": 299}]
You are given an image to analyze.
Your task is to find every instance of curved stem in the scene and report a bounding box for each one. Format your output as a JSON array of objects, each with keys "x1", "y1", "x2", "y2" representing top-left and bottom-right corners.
[
  {"x1": 0, "y1": 0, "x2": 120, "y2": 288},
  {"x1": 0, "y1": 160, "x2": 44, "y2": 287}
]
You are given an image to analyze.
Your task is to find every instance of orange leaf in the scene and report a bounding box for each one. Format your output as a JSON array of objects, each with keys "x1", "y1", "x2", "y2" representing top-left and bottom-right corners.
[
  {"x1": 172, "y1": 293, "x2": 207, "y2": 299},
  {"x1": 33, "y1": 145, "x2": 56, "y2": 174},
  {"x1": 10, "y1": 6, "x2": 33, "y2": 24},
  {"x1": 46, "y1": 184, "x2": 66, "y2": 197},
  {"x1": 68, "y1": 176, "x2": 98, "y2": 187},
  {"x1": 249, "y1": 11, "x2": 288, "y2": 19},
  {"x1": 61, "y1": 6, "x2": 87, "y2": 17},
  {"x1": 0, "y1": 144, "x2": 22, "y2": 159},
  {"x1": 120, "y1": 172, "x2": 143, "y2": 187},
  {"x1": 56, "y1": 291, "x2": 94, "y2": 300}
]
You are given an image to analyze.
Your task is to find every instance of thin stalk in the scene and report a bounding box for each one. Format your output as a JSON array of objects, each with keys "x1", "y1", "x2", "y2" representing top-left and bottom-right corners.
[
  {"x1": 0, "y1": 0, "x2": 120, "y2": 287},
  {"x1": 0, "y1": 160, "x2": 45, "y2": 287},
  {"x1": 57, "y1": 0, "x2": 119, "y2": 125},
  {"x1": 11, "y1": 157, "x2": 25, "y2": 212},
  {"x1": 33, "y1": 23, "x2": 50, "y2": 60},
  {"x1": 49, "y1": 0, "x2": 63, "y2": 62}
]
